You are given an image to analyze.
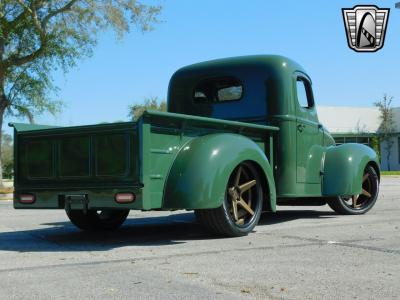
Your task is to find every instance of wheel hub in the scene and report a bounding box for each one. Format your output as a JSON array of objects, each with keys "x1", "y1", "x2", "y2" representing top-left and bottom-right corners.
[
  {"x1": 343, "y1": 171, "x2": 374, "y2": 209},
  {"x1": 228, "y1": 165, "x2": 257, "y2": 225}
]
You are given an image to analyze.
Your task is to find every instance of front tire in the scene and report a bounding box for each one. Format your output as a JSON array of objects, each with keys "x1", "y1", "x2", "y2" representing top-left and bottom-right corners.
[
  {"x1": 328, "y1": 165, "x2": 379, "y2": 215},
  {"x1": 66, "y1": 209, "x2": 130, "y2": 231},
  {"x1": 195, "y1": 162, "x2": 264, "y2": 237}
]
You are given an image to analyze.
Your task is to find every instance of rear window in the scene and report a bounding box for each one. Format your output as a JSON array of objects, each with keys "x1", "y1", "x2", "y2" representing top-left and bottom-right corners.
[{"x1": 194, "y1": 77, "x2": 243, "y2": 102}]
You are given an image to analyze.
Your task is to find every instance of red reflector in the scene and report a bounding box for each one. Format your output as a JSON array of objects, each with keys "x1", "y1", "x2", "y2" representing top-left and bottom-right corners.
[
  {"x1": 19, "y1": 194, "x2": 35, "y2": 204},
  {"x1": 115, "y1": 193, "x2": 135, "y2": 203}
]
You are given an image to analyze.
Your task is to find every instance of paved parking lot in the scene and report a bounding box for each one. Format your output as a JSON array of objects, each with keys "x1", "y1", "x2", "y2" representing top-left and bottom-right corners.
[{"x1": 0, "y1": 177, "x2": 399, "y2": 299}]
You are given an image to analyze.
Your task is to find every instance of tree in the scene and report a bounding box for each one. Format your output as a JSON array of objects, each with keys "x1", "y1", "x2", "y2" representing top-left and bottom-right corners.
[
  {"x1": 374, "y1": 94, "x2": 396, "y2": 170},
  {"x1": 0, "y1": 0, "x2": 161, "y2": 185},
  {"x1": 128, "y1": 96, "x2": 166, "y2": 121},
  {"x1": 1, "y1": 132, "x2": 12, "y2": 179},
  {"x1": 354, "y1": 120, "x2": 381, "y2": 161}
]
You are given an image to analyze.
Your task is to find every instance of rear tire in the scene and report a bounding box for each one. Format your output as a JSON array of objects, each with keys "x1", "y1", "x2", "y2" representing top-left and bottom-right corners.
[
  {"x1": 195, "y1": 162, "x2": 263, "y2": 237},
  {"x1": 66, "y1": 209, "x2": 130, "y2": 231},
  {"x1": 328, "y1": 165, "x2": 379, "y2": 215}
]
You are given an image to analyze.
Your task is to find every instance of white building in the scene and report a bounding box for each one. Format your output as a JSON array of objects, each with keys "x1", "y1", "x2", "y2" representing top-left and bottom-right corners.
[{"x1": 317, "y1": 106, "x2": 400, "y2": 171}]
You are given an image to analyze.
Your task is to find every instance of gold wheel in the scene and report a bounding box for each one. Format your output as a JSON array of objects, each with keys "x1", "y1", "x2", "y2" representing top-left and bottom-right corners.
[
  {"x1": 195, "y1": 162, "x2": 264, "y2": 236},
  {"x1": 347, "y1": 171, "x2": 374, "y2": 208},
  {"x1": 227, "y1": 163, "x2": 259, "y2": 226},
  {"x1": 329, "y1": 165, "x2": 379, "y2": 215}
]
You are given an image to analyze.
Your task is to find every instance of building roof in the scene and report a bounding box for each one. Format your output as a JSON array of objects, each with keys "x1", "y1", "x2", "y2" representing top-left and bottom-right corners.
[{"x1": 317, "y1": 106, "x2": 400, "y2": 134}]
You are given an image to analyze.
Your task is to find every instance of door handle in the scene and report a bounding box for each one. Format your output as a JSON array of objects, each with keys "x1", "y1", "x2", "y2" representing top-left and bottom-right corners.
[{"x1": 297, "y1": 124, "x2": 305, "y2": 132}]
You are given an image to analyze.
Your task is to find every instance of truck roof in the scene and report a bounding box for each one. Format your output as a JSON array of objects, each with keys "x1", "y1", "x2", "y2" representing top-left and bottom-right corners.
[{"x1": 171, "y1": 55, "x2": 310, "y2": 82}]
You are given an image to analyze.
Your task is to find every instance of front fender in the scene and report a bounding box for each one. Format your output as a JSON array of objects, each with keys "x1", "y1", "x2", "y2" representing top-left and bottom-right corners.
[
  {"x1": 162, "y1": 133, "x2": 276, "y2": 211},
  {"x1": 322, "y1": 143, "x2": 380, "y2": 196}
]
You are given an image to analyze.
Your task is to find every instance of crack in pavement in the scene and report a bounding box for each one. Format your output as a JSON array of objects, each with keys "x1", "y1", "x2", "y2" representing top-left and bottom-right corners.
[
  {"x1": 262, "y1": 233, "x2": 400, "y2": 255},
  {"x1": 0, "y1": 242, "x2": 319, "y2": 274},
  {"x1": 330, "y1": 241, "x2": 400, "y2": 255}
]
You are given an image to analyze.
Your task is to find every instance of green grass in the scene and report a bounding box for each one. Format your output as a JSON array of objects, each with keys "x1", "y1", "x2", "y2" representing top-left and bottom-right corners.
[{"x1": 381, "y1": 171, "x2": 400, "y2": 176}]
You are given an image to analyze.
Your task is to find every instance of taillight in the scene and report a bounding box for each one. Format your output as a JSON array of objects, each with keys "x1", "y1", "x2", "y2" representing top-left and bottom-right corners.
[
  {"x1": 115, "y1": 193, "x2": 136, "y2": 204},
  {"x1": 19, "y1": 194, "x2": 35, "y2": 204}
]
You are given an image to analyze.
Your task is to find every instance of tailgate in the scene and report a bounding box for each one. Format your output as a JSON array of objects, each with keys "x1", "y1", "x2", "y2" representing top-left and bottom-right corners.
[{"x1": 12, "y1": 122, "x2": 140, "y2": 191}]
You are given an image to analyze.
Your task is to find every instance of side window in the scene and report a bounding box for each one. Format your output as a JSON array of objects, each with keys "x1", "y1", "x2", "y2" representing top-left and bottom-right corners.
[
  {"x1": 194, "y1": 77, "x2": 243, "y2": 102},
  {"x1": 296, "y1": 77, "x2": 314, "y2": 109}
]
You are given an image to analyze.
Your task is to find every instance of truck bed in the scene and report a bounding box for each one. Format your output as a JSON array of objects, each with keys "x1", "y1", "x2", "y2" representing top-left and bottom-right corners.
[{"x1": 11, "y1": 110, "x2": 279, "y2": 211}]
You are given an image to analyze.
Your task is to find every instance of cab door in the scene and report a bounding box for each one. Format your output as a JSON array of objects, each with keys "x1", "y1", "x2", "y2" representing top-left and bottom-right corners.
[{"x1": 295, "y1": 75, "x2": 324, "y2": 184}]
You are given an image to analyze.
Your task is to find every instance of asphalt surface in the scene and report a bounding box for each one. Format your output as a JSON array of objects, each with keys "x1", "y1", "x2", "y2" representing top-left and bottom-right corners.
[{"x1": 0, "y1": 177, "x2": 399, "y2": 300}]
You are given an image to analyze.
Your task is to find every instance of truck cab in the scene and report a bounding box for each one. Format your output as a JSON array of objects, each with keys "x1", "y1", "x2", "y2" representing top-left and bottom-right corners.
[{"x1": 169, "y1": 55, "x2": 344, "y2": 198}]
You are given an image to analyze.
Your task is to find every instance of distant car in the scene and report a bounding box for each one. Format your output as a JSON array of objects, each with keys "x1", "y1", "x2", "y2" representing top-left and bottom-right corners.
[{"x1": 11, "y1": 55, "x2": 380, "y2": 237}]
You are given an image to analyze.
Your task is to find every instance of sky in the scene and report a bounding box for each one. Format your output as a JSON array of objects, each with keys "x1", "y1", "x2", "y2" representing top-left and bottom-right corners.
[{"x1": 6, "y1": 0, "x2": 400, "y2": 132}]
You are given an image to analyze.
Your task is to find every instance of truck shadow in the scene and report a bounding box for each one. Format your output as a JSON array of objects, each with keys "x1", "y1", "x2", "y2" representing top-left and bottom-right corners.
[
  {"x1": 259, "y1": 210, "x2": 337, "y2": 225},
  {"x1": 0, "y1": 210, "x2": 337, "y2": 253}
]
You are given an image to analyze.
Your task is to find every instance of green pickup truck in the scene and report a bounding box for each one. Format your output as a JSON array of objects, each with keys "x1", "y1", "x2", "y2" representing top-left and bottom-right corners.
[{"x1": 10, "y1": 55, "x2": 380, "y2": 237}]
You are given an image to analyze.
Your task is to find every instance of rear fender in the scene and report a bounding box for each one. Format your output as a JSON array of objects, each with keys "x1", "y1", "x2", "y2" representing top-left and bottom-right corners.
[
  {"x1": 322, "y1": 143, "x2": 380, "y2": 196},
  {"x1": 162, "y1": 133, "x2": 276, "y2": 211}
]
